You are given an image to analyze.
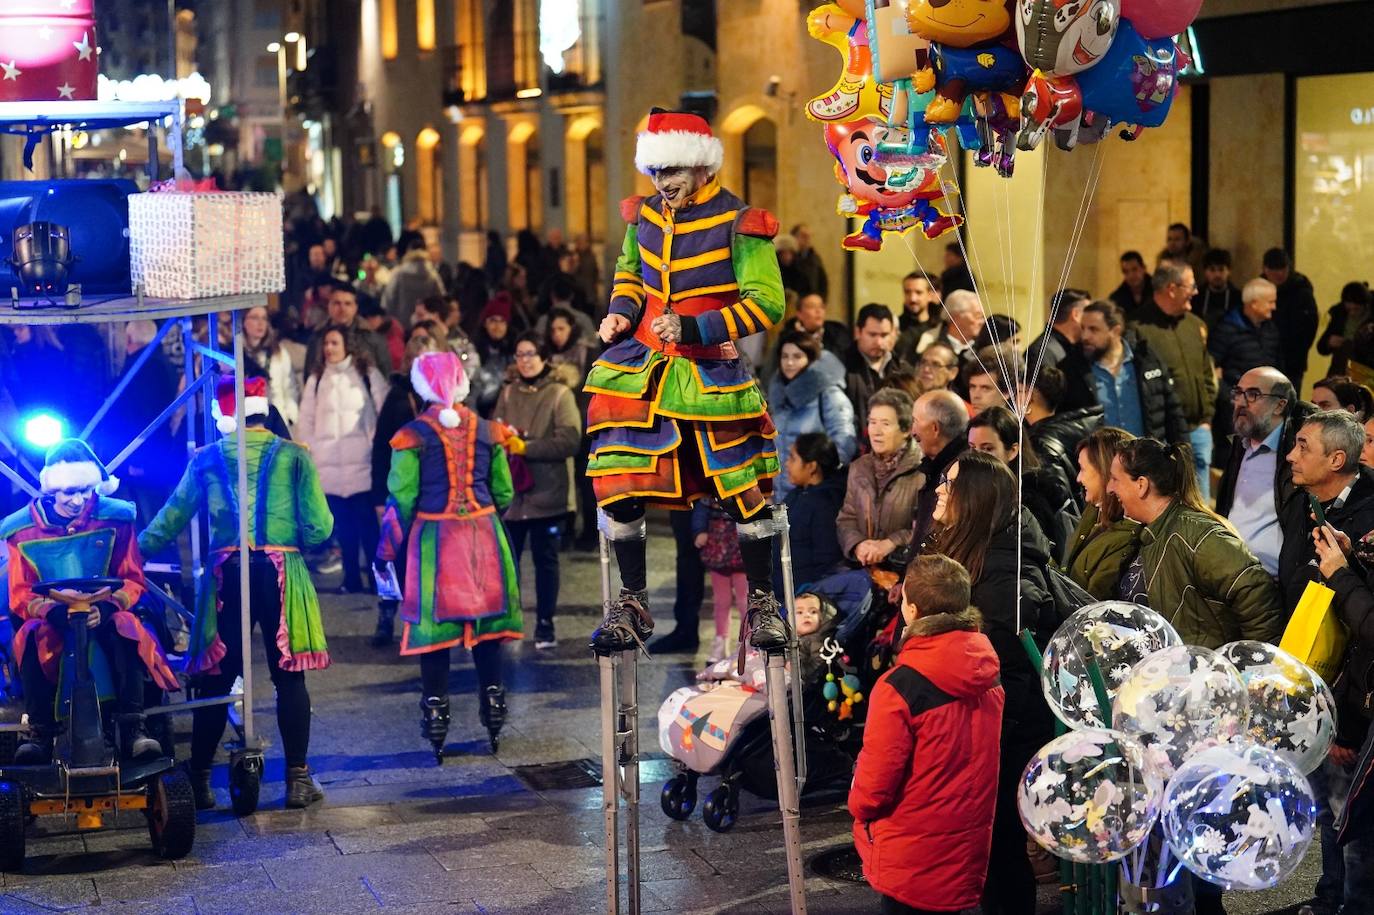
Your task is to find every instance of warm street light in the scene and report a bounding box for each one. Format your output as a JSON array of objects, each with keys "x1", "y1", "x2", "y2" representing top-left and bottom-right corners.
[
  {"x1": 284, "y1": 31, "x2": 300, "y2": 43},
  {"x1": 267, "y1": 41, "x2": 281, "y2": 53}
]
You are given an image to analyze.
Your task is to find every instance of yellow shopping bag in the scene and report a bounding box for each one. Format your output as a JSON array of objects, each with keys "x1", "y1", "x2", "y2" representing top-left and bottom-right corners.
[{"x1": 1279, "y1": 580, "x2": 1348, "y2": 684}]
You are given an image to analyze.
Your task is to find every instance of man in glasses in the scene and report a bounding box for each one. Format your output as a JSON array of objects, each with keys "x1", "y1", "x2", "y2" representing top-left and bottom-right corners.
[
  {"x1": 3, "y1": 439, "x2": 177, "y2": 765},
  {"x1": 1215, "y1": 367, "x2": 1304, "y2": 579}
]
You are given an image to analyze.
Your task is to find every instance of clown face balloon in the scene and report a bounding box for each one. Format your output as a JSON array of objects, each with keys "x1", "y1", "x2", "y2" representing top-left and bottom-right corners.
[
  {"x1": 1019, "y1": 728, "x2": 1163, "y2": 863},
  {"x1": 1163, "y1": 743, "x2": 1316, "y2": 890},
  {"x1": 1041, "y1": 600, "x2": 1182, "y2": 730},
  {"x1": 1218, "y1": 641, "x2": 1337, "y2": 776},
  {"x1": 1112, "y1": 645, "x2": 1250, "y2": 779},
  {"x1": 1016, "y1": 0, "x2": 1120, "y2": 76}
]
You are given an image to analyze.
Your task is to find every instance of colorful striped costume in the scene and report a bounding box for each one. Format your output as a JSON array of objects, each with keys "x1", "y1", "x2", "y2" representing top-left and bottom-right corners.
[
  {"x1": 584, "y1": 179, "x2": 785, "y2": 519},
  {"x1": 377, "y1": 405, "x2": 523, "y2": 654}
]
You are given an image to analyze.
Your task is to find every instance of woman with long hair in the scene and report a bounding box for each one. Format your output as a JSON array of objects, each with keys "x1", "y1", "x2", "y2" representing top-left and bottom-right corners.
[
  {"x1": 243, "y1": 305, "x2": 301, "y2": 427},
  {"x1": 1063, "y1": 427, "x2": 1141, "y2": 599},
  {"x1": 925, "y1": 449, "x2": 1057, "y2": 915},
  {"x1": 297, "y1": 326, "x2": 389, "y2": 593},
  {"x1": 1107, "y1": 438, "x2": 1283, "y2": 647},
  {"x1": 544, "y1": 306, "x2": 593, "y2": 390},
  {"x1": 1312, "y1": 374, "x2": 1374, "y2": 421},
  {"x1": 767, "y1": 329, "x2": 856, "y2": 502}
]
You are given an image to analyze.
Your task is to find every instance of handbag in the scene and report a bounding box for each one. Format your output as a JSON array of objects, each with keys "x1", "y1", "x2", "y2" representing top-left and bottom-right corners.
[{"x1": 1280, "y1": 579, "x2": 1347, "y2": 684}]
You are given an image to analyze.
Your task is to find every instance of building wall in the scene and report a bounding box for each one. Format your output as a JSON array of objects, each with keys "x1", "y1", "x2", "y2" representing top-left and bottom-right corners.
[{"x1": 1208, "y1": 74, "x2": 1286, "y2": 282}]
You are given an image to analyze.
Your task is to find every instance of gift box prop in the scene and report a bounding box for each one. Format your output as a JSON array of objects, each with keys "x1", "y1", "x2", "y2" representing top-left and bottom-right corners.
[
  {"x1": 0, "y1": 0, "x2": 98, "y2": 103},
  {"x1": 0, "y1": 179, "x2": 136, "y2": 296},
  {"x1": 128, "y1": 190, "x2": 284, "y2": 299}
]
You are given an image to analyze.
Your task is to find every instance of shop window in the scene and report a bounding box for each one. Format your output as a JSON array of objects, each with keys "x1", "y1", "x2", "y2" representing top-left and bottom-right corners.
[{"x1": 381, "y1": 0, "x2": 398, "y2": 60}]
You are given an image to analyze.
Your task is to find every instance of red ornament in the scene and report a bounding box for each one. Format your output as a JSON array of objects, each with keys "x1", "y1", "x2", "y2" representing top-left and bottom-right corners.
[{"x1": 0, "y1": 1, "x2": 99, "y2": 103}]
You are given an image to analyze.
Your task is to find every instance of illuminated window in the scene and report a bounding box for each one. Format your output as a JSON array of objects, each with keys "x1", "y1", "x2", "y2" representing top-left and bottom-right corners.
[
  {"x1": 513, "y1": 0, "x2": 539, "y2": 92},
  {"x1": 417, "y1": 0, "x2": 436, "y2": 52},
  {"x1": 455, "y1": 0, "x2": 486, "y2": 100},
  {"x1": 381, "y1": 0, "x2": 398, "y2": 60}
]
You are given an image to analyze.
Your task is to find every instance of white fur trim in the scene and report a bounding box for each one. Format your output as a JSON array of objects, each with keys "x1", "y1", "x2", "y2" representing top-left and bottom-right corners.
[
  {"x1": 39, "y1": 460, "x2": 105, "y2": 494},
  {"x1": 438, "y1": 408, "x2": 460, "y2": 428},
  {"x1": 410, "y1": 359, "x2": 446, "y2": 405},
  {"x1": 216, "y1": 415, "x2": 237, "y2": 435},
  {"x1": 635, "y1": 130, "x2": 724, "y2": 175},
  {"x1": 242, "y1": 395, "x2": 269, "y2": 416},
  {"x1": 98, "y1": 476, "x2": 120, "y2": 496},
  {"x1": 452, "y1": 371, "x2": 470, "y2": 406}
]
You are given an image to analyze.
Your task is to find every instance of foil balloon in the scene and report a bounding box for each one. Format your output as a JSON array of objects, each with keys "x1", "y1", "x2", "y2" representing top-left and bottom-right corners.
[
  {"x1": 1016, "y1": 0, "x2": 1120, "y2": 76},
  {"x1": 1218, "y1": 641, "x2": 1337, "y2": 776},
  {"x1": 1040, "y1": 600, "x2": 1182, "y2": 730},
  {"x1": 807, "y1": 1, "x2": 891, "y2": 123},
  {"x1": 823, "y1": 119, "x2": 962, "y2": 251},
  {"x1": 1112, "y1": 645, "x2": 1251, "y2": 779},
  {"x1": 1018, "y1": 728, "x2": 1164, "y2": 863},
  {"x1": 1075, "y1": 18, "x2": 1182, "y2": 138},
  {"x1": 907, "y1": 0, "x2": 1026, "y2": 123},
  {"x1": 1118, "y1": 0, "x2": 1202, "y2": 39},
  {"x1": 1163, "y1": 743, "x2": 1317, "y2": 890}
]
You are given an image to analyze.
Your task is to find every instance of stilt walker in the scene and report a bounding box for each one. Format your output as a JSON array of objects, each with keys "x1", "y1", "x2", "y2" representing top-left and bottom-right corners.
[
  {"x1": 585, "y1": 108, "x2": 807, "y2": 913},
  {"x1": 375, "y1": 351, "x2": 523, "y2": 761}
]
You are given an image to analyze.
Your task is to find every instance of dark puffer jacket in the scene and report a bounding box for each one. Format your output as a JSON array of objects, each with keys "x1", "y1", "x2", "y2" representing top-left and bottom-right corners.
[
  {"x1": 1058, "y1": 340, "x2": 1188, "y2": 444},
  {"x1": 1030, "y1": 404, "x2": 1103, "y2": 510},
  {"x1": 1208, "y1": 307, "x2": 1284, "y2": 389}
]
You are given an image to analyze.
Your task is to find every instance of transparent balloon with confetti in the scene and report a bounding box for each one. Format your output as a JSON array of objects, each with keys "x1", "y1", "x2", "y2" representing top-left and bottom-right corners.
[
  {"x1": 1163, "y1": 743, "x2": 1316, "y2": 890},
  {"x1": 1018, "y1": 728, "x2": 1164, "y2": 863},
  {"x1": 1218, "y1": 641, "x2": 1337, "y2": 776},
  {"x1": 1112, "y1": 645, "x2": 1250, "y2": 779},
  {"x1": 1041, "y1": 601, "x2": 1183, "y2": 730}
]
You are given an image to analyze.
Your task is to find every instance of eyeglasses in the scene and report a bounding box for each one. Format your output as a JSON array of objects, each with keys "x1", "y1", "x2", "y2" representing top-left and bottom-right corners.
[
  {"x1": 514, "y1": 351, "x2": 540, "y2": 360},
  {"x1": 919, "y1": 358, "x2": 956, "y2": 370},
  {"x1": 1230, "y1": 386, "x2": 1283, "y2": 404}
]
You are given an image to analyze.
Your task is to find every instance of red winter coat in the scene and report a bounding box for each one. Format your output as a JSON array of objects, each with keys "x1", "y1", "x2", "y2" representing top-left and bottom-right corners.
[{"x1": 848, "y1": 608, "x2": 1004, "y2": 911}]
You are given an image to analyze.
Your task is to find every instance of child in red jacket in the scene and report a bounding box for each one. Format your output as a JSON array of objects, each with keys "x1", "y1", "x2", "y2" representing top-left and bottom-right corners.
[{"x1": 848, "y1": 554, "x2": 1005, "y2": 915}]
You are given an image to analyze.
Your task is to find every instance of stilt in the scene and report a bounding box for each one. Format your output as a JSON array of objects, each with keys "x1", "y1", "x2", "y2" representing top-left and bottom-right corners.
[
  {"x1": 595, "y1": 530, "x2": 642, "y2": 915},
  {"x1": 765, "y1": 650, "x2": 809, "y2": 915}
]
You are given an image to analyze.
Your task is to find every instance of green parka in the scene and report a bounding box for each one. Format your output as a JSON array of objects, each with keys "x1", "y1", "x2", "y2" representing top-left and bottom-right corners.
[{"x1": 1063, "y1": 504, "x2": 1141, "y2": 601}]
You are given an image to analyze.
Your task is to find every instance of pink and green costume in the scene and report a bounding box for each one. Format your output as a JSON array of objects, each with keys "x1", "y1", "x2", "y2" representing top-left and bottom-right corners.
[
  {"x1": 138, "y1": 428, "x2": 334, "y2": 673},
  {"x1": 377, "y1": 405, "x2": 523, "y2": 654}
]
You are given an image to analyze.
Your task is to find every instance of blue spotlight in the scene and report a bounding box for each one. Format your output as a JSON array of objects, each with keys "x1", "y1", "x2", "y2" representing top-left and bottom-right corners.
[{"x1": 22, "y1": 413, "x2": 65, "y2": 449}]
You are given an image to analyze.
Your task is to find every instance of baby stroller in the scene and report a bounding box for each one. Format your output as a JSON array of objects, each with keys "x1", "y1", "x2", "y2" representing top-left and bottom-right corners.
[{"x1": 656, "y1": 588, "x2": 886, "y2": 832}]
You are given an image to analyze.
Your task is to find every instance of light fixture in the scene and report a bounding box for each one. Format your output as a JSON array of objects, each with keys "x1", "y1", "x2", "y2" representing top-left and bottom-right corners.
[
  {"x1": 284, "y1": 31, "x2": 301, "y2": 43},
  {"x1": 515, "y1": 87, "x2": 542, "y2": 99},
  {"x1": 10, "y1": 222, "x2": 76, "y2": 299},
  {"x1": 22, "y1": 413, "x2": 65, "y2": 449},
  {"x1": 267, "y1": 41, "x2": 281, "y2": 53}
]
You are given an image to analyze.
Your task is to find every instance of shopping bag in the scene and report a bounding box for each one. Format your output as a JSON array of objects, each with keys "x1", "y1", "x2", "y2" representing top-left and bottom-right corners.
[{"x1": 1279, "y1": 579, "x2": 1347, "y2": 684}]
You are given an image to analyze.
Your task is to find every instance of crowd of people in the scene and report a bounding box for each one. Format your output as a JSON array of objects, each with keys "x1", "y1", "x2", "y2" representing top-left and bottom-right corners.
[{"x1": 2, "y1": 206, "x2": 1371, "y2": 915}]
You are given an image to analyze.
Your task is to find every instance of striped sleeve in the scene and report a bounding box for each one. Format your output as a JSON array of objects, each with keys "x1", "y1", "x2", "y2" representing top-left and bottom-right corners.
[
  {"x1": 690, "y1": 233, "x2": 786, "y2": 346},
  {"x1": 608, "y1": 225, "x2": 646, "y2": 323}
]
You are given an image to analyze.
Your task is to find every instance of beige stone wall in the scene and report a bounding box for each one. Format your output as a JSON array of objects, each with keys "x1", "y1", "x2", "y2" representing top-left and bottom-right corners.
[{"x1": 1208, "y1": 74, "x2": 1285, "y2": 283}]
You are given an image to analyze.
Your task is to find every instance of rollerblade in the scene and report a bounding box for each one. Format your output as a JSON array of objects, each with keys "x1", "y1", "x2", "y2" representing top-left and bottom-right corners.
[
  {"x1": 479, "y1": 686, "x2": 507, "y2": 753},
  {"x1": 420, "y1": 695, "x2": 451, "y2": 764},
  {"x1": 285, "y1": 765, "x2": 325, "y2": 808},
  {"x1": 590, "y1": 588, "x2": 653, "y2": 654},
  {"x1": 118, "y1": 713, "x2": 163, "y2": 761},
  {"x1": 744, "y1": 590, "x2": 790, "y2": 652}
]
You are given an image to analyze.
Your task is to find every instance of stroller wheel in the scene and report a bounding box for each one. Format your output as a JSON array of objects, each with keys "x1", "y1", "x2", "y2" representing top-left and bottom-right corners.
[
  {"x1": 702, "y1": 784, "x2": 738, "y2": 833},
  {"x1": 660, "y1": 773, "x2": 697, "y2": 821}
]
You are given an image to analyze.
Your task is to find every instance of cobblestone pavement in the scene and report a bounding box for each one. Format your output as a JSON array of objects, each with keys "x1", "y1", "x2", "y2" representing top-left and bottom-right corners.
[{"x1": 1, "y1": 525, "x2": 1323, "y2": 913}]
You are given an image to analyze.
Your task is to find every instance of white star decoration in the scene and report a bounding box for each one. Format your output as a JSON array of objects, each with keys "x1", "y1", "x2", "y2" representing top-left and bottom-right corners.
[
  {"x1": 38, "y1": 26, "x2": 53, "y2": 40},
  {"x1": 57, "y1": 83, "x2": 75, "y2": 99},
  {"x1": 73, "y1": 32, "x2": 93, "y2": 62},
  {"x1": 0, "y1": 60, "x2": 19, "y2": 81}
]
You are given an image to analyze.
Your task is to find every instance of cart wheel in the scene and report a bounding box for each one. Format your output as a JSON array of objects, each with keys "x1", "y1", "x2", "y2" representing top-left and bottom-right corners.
[
  {"x1": 146, "y1": 769, "x2": 196, "y2": 860},
  {"x1": 0, "y1": 779, "x2": 25, "y2": 871},
  {"x1": 229, "y1": 752, "x2": 262, "y2": 817},
  {"x1": 660, "y1": 773, "x2": 697, "y2": 821},
  {"x1": 702, "y1": 784, "x2": 738, "y2": 833}
]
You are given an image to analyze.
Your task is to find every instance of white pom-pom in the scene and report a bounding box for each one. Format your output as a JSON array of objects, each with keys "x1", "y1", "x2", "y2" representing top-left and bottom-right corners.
[
  {"x1": 97, "y1": 476, "x2": 120, "y2": 496},
  {"x1": 216, "y1": 415, "x2": 237, "y2": 435},
  {"x1": 438, "y1": 408, "x2": 460, "y2": 428}
]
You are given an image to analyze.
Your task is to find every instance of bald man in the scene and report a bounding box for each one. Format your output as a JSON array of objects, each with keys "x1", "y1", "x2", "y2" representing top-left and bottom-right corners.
[{"x1": 1214, "y1": 365, "x2": 1307, "y2": 576}]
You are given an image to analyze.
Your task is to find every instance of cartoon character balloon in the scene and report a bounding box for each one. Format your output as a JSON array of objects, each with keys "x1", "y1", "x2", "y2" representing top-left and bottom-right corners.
[
  {"x1": 1040, "y1": 600, "x2": 1182, "y2": 730},
  {"x1": 1163, "y1": 743, "x2": 1317, "y2": 890},
  {"x1": 1112, "y1": 645, "x2": 1251, "y2": 778},
  {"x1": 907, "y1": 0, "x2": 1027, "y2": 123},
  {"x1": 1118, "y1": 0, "x2": 1202, "y2": 39},
  {"x1": 824, "y1": 119, "x2": 962, "y2": 251},
  {"x1": 807, "y1": 1, "x2": 892, "y2": 123},
  {"x1": 1016, "y1": 0, "x2": 1120, "y2": 76},
  {"x1": 1218, "y1": 641, "x2": 1337, "y2": 776},
  {"x1": 1075, "y1": 19, "x2": 1182, "y2": 138},
  {"x1": 1019, "y1": 728, "x2": 1163, "y2": 863}
]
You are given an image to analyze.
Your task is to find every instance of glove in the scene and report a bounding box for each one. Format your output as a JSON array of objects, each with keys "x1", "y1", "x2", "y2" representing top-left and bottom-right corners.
[{"x1": 506, "y1": 436, "x2": 526, "y2": 456}]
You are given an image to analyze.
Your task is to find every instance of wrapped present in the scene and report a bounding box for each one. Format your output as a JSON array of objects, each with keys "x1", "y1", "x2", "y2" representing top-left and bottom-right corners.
[
  {"x1": 128, "y1": 191, "x2": 285, "y2": 300},
  {"x1": 0, "y1": 2, "x2": 99, "y2": 103}
]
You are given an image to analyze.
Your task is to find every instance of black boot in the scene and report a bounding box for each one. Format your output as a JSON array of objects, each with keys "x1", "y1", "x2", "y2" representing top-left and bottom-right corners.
[
  {"x1": 533, "y1": 617, "x2": 556, "y2": 650},
  {"x1": 420, "y1": 695, "x2": 451, "y2": 764},
  {"x1": 14, "y1": 725, "x2": 53, "y2": 766},
  {"x1": 744, "y1": 589, "x2": 789, "y2": 652},
  {"x1": 118, "y1": 714, "x2": 163, "y2": 760},
  {"x1": 285, "y1": 765, "x2": 325, "y2": 808},
  {"x1": 478, "y1": 686, "x2": 507, "y2": 753},
  {"x1": 590, "y1": 588, "x2": 654, "y2": 654},
  {"x1": 371, "y1": 608, "x2": 395, "y2": 648},
  {"x1": 186, "y1": 764, "x2": 215, "y2": 810}
]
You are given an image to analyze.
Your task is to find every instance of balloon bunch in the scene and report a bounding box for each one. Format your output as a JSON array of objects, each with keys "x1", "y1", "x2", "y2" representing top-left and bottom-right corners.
[
  {"x1": 804, "y1": 0, "x2": 1201, "y2": 247},
  {"x1": 1020, "y1": 601, "x2": 1330, "y2": 894}
]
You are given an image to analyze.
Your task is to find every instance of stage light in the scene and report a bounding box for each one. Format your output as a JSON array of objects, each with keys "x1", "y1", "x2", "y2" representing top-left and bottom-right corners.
[
  {"x1": 22, "y1": 413, "x2": 64, "y2": 449},
  {"x1": 10, "y1": 222, "x2": 75, "y2": 298}
]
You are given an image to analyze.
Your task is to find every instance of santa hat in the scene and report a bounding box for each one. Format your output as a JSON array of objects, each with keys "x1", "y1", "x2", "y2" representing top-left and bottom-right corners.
[
  {"x1": 211, "y1": 375, "x2": 270, "y2": 435},
  {"x1": 635, "y1": 108, "x2": 724, "y2": 176},
  {"x1": 410, "y1": 351, "x2": 469, "y2": 428},
  {"x1": 40, "y1": 439, "x2": 119, "y2": 496}
]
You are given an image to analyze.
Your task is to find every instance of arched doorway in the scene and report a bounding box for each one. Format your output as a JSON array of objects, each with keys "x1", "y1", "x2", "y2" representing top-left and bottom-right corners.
[
  {"x1": 741, "y1": 118, "x2": 778, "y2": 216},
  {"x1": 416, "y1": 126, "x2": 443, "y2": 226},
  {"x1": 459, "y1": 123, "x2": 487, "y2": 232},
  {"x1": 565, "y1": 115, "x2": 606, "y2": 243},
  {"x1": 507, "y1": 120, "x2": 542, "y2": 232},
  {"x1": 380, "y1": 130, "x2": 405, "y2": 238}
]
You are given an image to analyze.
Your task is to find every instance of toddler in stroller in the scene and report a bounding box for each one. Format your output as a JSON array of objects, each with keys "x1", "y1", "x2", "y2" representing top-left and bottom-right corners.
[{"x1": 657, "y1": 593, "x2": 864, "y2": 832}]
